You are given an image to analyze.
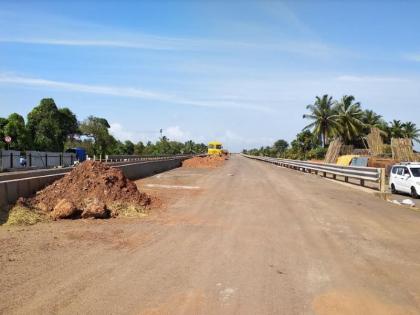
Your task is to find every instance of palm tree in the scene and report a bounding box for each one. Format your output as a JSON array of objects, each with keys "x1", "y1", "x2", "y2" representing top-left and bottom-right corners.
[
  {"x1": 334, "y1": 95, "x2": 365, "y2": 144},
  {"x1": 389, "y1": 120, "x2": 405, "y2": 138},
  {"x1": 402, "y1": 121, "x2": 420, "y2": 144},
  {"x1": 362, "y1": 110, "x2": 383, "y2": 128},
  {"x1": 303, "y1": 95, "x2": 339, "y2": 147}
]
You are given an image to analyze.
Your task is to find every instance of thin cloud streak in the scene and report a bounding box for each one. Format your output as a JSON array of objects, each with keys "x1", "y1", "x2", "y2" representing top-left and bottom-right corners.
[
  {"x1": 403, "y1": 53, "x2": 420, "y2": 62},
  {"x1": 0, "y1": 36, "x2": 337, "y2": 57},
  {"x1": 336, "y1": 75, "x2": 410, "y2": 83},
  {"x1": 0, "y1": 7, "x2": 351, "y2": 58},
  {"x1": 0, "y1": 73, "x2": 272, "y2": 112}
]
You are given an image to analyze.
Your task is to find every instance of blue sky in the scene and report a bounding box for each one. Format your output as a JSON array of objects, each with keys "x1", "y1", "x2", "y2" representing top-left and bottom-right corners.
[{"x1": 0, "y1": 1, "x2": 419, "y2": 151}]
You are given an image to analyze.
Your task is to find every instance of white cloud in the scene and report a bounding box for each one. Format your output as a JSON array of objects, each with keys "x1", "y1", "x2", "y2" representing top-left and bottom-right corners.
[
  {"x1": 109, "y1": 123, "x2": 138, "y2": 142},
  {"x1": 165, "y1": 126, "x2": 190, "y2": 142},
  {"x1": 0, "y1": 73, "x2": 271, "y2": 112}
]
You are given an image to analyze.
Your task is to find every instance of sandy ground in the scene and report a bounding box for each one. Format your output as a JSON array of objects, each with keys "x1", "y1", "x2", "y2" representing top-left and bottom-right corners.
[{"x1": 1, "y1": 155, "x2": 420, "y2": 314}]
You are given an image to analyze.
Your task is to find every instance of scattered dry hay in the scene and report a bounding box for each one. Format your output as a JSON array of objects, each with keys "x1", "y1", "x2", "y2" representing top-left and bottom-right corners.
[{"x1": 5, "y1": 205, "x2": 46, "y2": 226}]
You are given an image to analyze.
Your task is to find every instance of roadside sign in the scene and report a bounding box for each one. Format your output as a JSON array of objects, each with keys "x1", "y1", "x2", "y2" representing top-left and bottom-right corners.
[{"x1": 4, "y1": 136, "x2": 12, "y2": 143}]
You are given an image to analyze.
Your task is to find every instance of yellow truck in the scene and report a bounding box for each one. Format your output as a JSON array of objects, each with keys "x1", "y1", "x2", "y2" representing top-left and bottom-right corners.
[{"x1": 207, "y1": 141, "x2": 227, "y2": 155}]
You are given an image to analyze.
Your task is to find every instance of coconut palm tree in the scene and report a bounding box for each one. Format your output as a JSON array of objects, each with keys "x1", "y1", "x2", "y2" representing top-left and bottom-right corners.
[
  {"x1": 361, "y1": 109, "x2": 388, "y2": 138},
  {"x1": 389, "y1": 120, "x2": 405, "y2": 138},
  {"x1": 362, "y1": 110, "x2": 383, "y2": 128},
  {"x1": 402, "y1": 121, "x2": 420, "y2": 144},
  {"x1": 334, "y1": 95, "x2": 365, "y2": 144},
  {"x1": 303, "y1": 95, "x2": 339, "y2": 147}
]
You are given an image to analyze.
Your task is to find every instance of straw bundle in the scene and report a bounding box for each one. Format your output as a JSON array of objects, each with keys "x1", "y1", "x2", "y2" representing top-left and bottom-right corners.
[
  {"x1": 391, "y1": 138, "x2": 416, "y2": 161},
  {"x1": 365, "y1": 127, "x2": 384, "y2": 156},
  {"x1": 324, "y1": 138, "x2": 342, "y2": 163}
]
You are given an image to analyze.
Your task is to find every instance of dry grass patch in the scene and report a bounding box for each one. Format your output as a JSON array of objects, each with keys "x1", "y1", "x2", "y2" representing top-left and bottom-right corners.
[{"x1": 5, "y1": 205, "x2": 47, "y2": 226}]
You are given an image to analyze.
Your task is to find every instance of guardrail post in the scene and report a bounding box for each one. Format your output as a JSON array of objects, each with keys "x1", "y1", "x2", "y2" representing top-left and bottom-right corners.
[
  {"x1": 360, "y1": 179, "x2": 365, "y2": 187},
  {"x1": 323, "y1": 172, "x2": 326, "y2": 177},
  {"x1": 332, "y1": 174, "x2": 336, "y2": 180},
  {"x1": 379, "y1": 168, "x2": 386, "y2": 193},
  {"x1": 10, "y1": 153, "x2": 13, "y2": 169},
  {"x1": 345, "y1": 176, "x2": 348, "y2": 182}
]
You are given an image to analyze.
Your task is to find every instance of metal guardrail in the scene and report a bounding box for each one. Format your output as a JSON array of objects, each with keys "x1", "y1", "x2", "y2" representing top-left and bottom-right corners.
[
  {"x1": 104, "y1": 154, "x2": 199, "y2": 163},
  {"x1": 243, "y1": 154, "x2": 387, "y2": 192}
]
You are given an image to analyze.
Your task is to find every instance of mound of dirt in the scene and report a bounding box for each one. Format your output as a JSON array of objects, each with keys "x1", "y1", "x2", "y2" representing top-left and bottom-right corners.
[
  {"x1": 182, "y1": 155, "x2": 227, "y2": 168},
  {"x1": 26, "y1": 161, "x2": 151, "y2": 220}
]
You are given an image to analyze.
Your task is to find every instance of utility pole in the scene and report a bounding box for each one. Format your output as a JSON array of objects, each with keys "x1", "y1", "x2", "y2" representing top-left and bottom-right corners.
[{"x1": 160, "y1": 128, "x2": 163, "y2": 139}]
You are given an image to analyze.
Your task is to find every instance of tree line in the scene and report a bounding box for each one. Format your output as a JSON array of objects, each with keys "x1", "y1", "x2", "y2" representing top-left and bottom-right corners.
[
  {"x1": 0, "y1": 98, "x2": 208, "y2": 156},
  {"x1": 243, "y1": 94, "x2": 420, "y2": 160}
]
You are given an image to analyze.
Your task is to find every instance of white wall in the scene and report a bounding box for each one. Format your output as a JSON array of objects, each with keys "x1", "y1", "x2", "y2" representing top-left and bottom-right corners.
[{"x1": 0, "y1": 150, "x2": 23, "y2": 170}]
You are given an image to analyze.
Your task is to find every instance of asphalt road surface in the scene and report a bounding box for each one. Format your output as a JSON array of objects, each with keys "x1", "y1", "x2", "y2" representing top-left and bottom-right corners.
[{"x1": 1, "y1": 155, "x2": 420, "y2": 314}]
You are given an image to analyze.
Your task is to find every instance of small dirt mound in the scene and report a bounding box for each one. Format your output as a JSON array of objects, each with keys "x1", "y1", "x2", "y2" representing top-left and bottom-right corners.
[
  {"x1": 182, "y1": 155, "x2": 227, "y2": 168},
  {"x1": 26, "y1": 161, "x2": 152, "y2": 219}
]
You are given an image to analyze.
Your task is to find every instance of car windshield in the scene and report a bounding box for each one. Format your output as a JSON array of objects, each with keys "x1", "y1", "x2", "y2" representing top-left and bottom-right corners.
[{"x1": 410, "y1": 167, "x2": 420, "y2": 177}]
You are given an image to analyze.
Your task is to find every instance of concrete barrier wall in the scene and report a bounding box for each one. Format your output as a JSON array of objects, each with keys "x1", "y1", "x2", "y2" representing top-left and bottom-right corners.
[
  {"x1": 0, "y1": 157, "x2": 186, "y2": 210},
  {"x1": 0, "y1": 167, "x2": 72, "y2": 182},
  {"x1": 0, "y1": 173, "x2": 69, "y2": 210},
  {"x1": 118, "y1": 158, "x2": 182, "y2": 180}
]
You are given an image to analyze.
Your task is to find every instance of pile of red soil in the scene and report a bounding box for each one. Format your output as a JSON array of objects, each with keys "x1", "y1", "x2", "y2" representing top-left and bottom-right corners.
[
  {"x1": 26, "y1": 161, "x2": 151, "y2": 220},
  {"x1": 182, "y1": 155, "x2": 227, "y2": 168}
]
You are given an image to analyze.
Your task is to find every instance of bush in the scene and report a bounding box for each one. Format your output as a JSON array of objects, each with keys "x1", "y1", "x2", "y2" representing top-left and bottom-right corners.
[{"x1": 307, "y1": 147, "x2": 327, "y2": 160}]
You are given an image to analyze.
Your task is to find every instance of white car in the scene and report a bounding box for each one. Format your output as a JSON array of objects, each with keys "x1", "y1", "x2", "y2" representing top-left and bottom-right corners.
[{"x1": 389, "y1": 163, "x2": 420, "y2": 198}]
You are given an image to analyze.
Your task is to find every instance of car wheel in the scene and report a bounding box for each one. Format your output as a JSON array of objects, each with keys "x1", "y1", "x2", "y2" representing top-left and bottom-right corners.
[
  {"x1": 391, "y1": 183, "x2": 397, "y2": 194},
  {"x1": 411, "y1": 187, "x2": 419, "y2": 199}
]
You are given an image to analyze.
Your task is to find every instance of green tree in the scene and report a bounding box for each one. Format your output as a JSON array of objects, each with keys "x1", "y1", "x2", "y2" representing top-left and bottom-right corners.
[
  {"x1": 58, "y1": 107, "x2": 79, "y2": 140},
  {"x1": 3, "y1": 113, "x2": 29, "y2": 150},
  {"x1": 303, "y1": 95, "x2": 339, "y2": 147},
  {"x1": 184, "y1": 140, "x2": 194, "y2": 154},
  {"x1": 362, "y1": 110, "x2": 383, "y2": 128},
  {"x1": 290, "y1": 131, "x2": 319, "y2": 154},
  {"x1": 388, "y1": 120, "x2": 405, "y2": 138},
  {"x1": 0, "y1": 117, "x2": 8, "y2": 149},
  {"x1": 402, "y1": 122, "x2": 420, "y2": 144},
  {"x1": 134, "y1": 141, "x2": 145, "y2": 155},
  {"x1": 334, "y1": 95, "x2": 365, "y2": 144},
  {"x1": 273, "y1": 139, "x2": 289, "y2": 157},
  {"x1": 124, "y1": 140, "x2": 135, "y2": 155},
  {"x1": 27, "y1": 98, "x2": 78, "y2": 151},
  {"x1": 79, "y1": 116, "x2": 115, "y2": 156}
]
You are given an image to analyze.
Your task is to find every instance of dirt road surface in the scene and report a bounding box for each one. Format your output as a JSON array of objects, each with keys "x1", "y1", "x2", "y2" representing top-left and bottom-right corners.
[{"x1": 1, "y1": 155, "x2": 420, "y2": 314}]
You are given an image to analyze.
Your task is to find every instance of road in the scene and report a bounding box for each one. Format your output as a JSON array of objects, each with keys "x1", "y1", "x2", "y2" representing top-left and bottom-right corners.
[{"x1": 1, "y1": 155, "x2": 420, "y2": 314}]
